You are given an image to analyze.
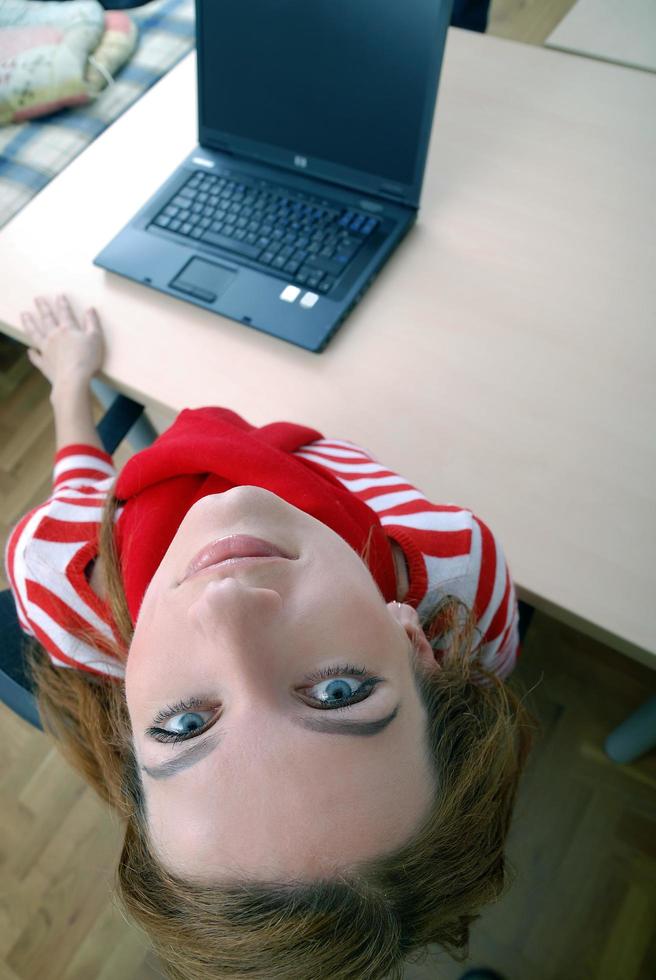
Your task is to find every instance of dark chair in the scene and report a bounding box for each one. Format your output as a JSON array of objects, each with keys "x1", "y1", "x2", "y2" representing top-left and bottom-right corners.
[{"x1": 0, "y1": 392, "x2": 147, "y2": 731}]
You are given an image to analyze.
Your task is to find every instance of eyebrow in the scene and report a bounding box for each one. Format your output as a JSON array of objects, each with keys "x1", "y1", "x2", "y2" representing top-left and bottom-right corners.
[{"x1": 140, "y1": 703, "x2": 401, "y2": 781}]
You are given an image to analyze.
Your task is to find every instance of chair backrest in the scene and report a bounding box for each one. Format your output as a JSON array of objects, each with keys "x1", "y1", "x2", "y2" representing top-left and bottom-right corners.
[
  {"x1": 0, "y1": 392, "x2": 146, "y2": 730},
  {"x1": 0, "y1": 588, "x2": 42, "y2": 728}
]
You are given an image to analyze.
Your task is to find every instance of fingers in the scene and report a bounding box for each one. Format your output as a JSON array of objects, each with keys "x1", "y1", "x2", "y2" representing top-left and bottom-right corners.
[
  {"x1": 20, "y1": 310, "x2": 46, "y2": 348},
  {"x1": 55, "y1": 294, "x2": 78, "y2": 328},
  {"x1": 33, "y1": 294, "x2": 80, "y2": 331},
  {"x1": 21, "y1": 294, "x2": 82, "y2": 338},
  {"x1": 21, "y1": 295, "x2": 98, "y2": 347},
  {"x1": 83, "y1": 307, "x2": 100, "y2": 332},
  {"x1": 35, "y1": 296, "x2": 58, "y2": 329}
]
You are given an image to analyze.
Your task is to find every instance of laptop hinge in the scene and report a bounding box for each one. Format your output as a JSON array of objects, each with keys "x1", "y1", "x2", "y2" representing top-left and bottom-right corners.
[
  {"x1": 207, "y1": 140, "x2": 234, "y2": 155},
  {"x1": 199, "y1": 140, "x2": 415, "y2": 210},
  {"x1": 377, "y1": 182, "x2": 405, "y2": 200}
]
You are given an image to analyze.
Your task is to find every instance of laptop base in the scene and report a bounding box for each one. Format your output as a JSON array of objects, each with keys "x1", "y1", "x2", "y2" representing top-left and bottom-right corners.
[{"x1": 94, "y1": 147, "x2": 417, "y2": 353}]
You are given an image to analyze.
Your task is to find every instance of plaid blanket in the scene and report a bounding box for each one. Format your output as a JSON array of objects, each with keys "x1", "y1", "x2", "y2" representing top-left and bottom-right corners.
[{"x1": 0, "y1": 0, "x2": 195, "y2": 231}]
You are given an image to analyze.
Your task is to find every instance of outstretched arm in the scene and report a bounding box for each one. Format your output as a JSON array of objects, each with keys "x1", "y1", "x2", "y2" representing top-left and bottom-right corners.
[
  {"x1": 21, "y1": 295, "x2": 107, "y2": 455},
  {"x1": 50, "y1": 379, "x2": 103, "y2": 454}
]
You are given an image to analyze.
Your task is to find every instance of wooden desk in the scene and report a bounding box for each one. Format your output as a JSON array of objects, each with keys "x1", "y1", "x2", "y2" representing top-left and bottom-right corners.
[{"x1": 1, "y1": 29, "x2": 654, "y2": 665}]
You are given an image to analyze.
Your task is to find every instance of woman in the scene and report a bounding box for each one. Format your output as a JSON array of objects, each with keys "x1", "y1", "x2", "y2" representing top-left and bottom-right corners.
[{"x1": 6, "y1": 295, "x2": 535, "y2": 980}]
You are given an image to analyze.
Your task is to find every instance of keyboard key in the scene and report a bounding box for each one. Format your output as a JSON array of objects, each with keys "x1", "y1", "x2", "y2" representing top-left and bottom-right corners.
[
  {"x1": 200, "y1": 231, "x2": 262, "y2": 259},
  {"x1": 305, "y1": 254, "x2": 347, "y2": 277},
  {"x1": 338, "y1": 235, "x2": 360, "y2": 253},
  {"x1": 154, "y1": 215, "x2": 171, "y2": 228}
]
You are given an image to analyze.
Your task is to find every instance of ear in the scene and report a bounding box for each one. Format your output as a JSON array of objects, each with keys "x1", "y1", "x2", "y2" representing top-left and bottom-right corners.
[{"x1": 387, "y1": 601, "x2": 441, "y2": 670}]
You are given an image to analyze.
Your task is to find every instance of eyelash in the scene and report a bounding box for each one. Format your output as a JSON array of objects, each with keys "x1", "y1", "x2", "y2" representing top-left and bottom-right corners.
[{"x1": 146, "y1": 663, "x2": 379, "y2": 745}]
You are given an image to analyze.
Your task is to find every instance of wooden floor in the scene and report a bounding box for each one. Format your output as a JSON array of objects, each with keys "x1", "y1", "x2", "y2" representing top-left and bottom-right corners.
[{"x1": 2, "y1": 2, "x2": 655, "y2": 978}]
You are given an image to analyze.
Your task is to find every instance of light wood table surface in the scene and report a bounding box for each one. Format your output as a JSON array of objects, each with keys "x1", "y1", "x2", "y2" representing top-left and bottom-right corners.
[{"x1": 1, "y1": 28, "x2": 655, "y2": 666}]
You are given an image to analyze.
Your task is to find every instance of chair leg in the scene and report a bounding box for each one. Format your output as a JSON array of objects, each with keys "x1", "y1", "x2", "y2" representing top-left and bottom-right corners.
[
  {"x1": 604, "y1": 694, "x2": 656, "y2": 764},
  {"x1": 90, "y1": 378, "x2": 159, "y2": 452},
  {"x1": 517, "y1": 599, "x2": 534, "y2": 644}
]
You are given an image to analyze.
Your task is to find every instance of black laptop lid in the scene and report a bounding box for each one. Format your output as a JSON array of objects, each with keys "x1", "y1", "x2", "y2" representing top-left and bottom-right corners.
[{"x1": 196, "y1": 0, "x2": 453, "y2": 208}]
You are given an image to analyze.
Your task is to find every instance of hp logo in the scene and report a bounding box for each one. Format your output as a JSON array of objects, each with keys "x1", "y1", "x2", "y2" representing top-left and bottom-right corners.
[{"x1": 294, "y1": 155, "x2": 308, "y2": 168}]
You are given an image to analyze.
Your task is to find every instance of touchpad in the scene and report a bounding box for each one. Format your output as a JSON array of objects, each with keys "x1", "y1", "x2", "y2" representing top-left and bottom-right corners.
[{"x1": 170, "y1": 257, "x2": 238, "y2": 303}]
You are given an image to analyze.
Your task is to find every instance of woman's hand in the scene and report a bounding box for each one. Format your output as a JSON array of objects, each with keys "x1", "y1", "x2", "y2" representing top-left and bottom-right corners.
[{"x1": 20, "y1": 295, "x2": 104, "y2": 391}]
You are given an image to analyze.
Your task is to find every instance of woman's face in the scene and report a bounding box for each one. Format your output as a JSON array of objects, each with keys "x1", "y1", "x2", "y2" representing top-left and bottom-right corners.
[{"x1": 125, "y1": 487, "x2": 440, "y2": 882}]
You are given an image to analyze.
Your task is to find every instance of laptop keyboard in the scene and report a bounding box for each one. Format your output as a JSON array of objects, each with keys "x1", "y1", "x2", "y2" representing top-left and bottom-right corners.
[{"x1": 150, "y1": 169, "x2": 381, "y2": 294}]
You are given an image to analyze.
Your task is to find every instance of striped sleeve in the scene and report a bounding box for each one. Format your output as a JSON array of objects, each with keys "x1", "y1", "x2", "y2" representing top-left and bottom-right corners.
[
  {"x1": 463, "y1": 515, "x2": 520, "y2": 679},
  {"x1": 294, "y1": 438, "x2": 519, "y2": 680},
  {"x1": 53, "y1": 443, "x2": 117, "y2": 490},
  {"x1": 3, "y1": 443, "x2": 125, "y2": 679}
]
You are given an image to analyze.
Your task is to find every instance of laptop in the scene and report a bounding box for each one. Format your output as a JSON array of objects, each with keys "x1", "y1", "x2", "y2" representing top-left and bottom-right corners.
[{"x1": 94, "y1": 0, "x2": 453, "y2": 353}]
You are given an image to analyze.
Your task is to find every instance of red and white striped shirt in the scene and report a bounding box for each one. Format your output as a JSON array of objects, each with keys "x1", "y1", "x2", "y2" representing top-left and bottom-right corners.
[{"x1": 4, "y1": 438, "x2": 519, "y2": 681}]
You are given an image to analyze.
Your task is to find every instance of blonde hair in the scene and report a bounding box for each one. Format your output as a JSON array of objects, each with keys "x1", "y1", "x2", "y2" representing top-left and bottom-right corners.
[{"x1": 24, "y1": 484, "x2": 537, "y2": 979}]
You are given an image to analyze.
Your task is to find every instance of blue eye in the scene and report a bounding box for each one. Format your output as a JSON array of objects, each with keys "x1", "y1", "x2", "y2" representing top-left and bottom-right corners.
[
  {"x1": 305, "y1": 664, "x2": 378, "y2": 709},
  {"x1": 146, "y1": 664, "x2": 380, "y2": 745},
  {"x1": 146, "y1": 698, "x2": 215, "y2": 743}
]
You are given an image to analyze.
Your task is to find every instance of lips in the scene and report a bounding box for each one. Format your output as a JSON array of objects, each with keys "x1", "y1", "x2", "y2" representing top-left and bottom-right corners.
[{"x1": 183, "y1": 535, "x2": 294, "y2": 582}]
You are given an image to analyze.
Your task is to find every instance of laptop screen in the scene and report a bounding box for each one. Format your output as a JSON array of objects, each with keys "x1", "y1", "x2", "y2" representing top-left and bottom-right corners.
[{"x1": 197, "y1": 0, "x2": 451, "y2": 198}]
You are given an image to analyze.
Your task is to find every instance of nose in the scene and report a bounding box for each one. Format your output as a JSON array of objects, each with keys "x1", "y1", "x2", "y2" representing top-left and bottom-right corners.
[
  {"x1": 187, "y1": 576, "x2": 282, "y2": 634},
  {"x1": 185, "y1": 577, "x2": 285, "y2": 710}
]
